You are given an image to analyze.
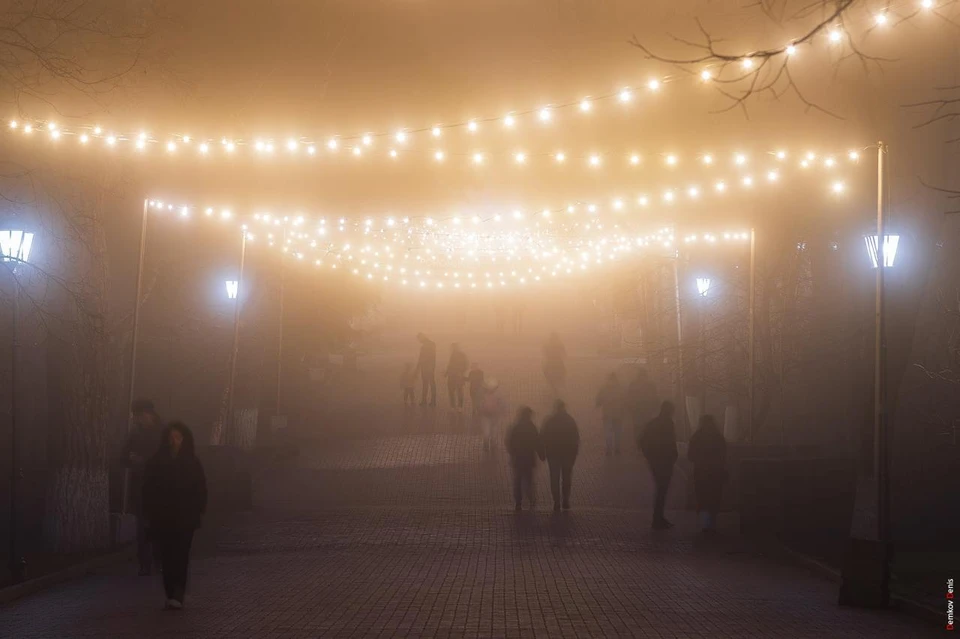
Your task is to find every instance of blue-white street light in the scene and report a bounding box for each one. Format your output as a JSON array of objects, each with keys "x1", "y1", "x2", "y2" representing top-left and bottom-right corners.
[
  {"x1": 864, "y1": 234, "x2": 900, "y2": 269},
  {"x1": 225, "y1": 280, "x2": 239, "y2": 300},
  {"x1": 0, "y1": 230, "x2": 34, "y2": 263},
  {"x1": 696, "y1": 277, "x2": 712, "y2": 297}
]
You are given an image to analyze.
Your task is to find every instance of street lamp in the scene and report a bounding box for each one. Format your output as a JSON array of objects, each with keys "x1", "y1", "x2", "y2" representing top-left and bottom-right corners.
[
  {"x1": 696, "y1": 277, "x2": 712, "y2": 297},
  {"x1": 863, "y1": 234, "x2": 900, "y2": 269},
  {"x1": 225, "y1": 280, "x2": 239, "y2": 300},
  {"x1": 1, "y1": 228, "x2": 33, "y2": 584}
]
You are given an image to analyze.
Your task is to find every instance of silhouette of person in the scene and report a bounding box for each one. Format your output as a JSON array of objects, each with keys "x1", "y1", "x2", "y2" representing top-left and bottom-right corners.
[
  {"x1": 400, "y1": 363, "x2": 416, "y2": 406},
  {"x1": 595, "y1": 372, "x2": 625, "y2": 455},
  {"x1": 639, "y1": 400, "x2": 679, "y2": 529},
  {"x1": 142, "y1": 422, "x2": 207, "y2": 610},
  {"x1": 505, "y1": 406, "x2": 544, "y2": 511},
  {"x1": 688, "y1": 414, "x2": 728, "y2": 533},
  {"x1": 123, "y1": 399, "x2": 163, "y2": 576},
  {"x1": 413, "y1": 333, "x2": 437, "y2": 406},
  {"x1": 467, "y1": 362, "x2": 485, "y2": 417},
  {"x1": 445, "y1": 343, "x2": 469, "y2": 411},
  {"x1": 540, "y1": 400, "x2": 580, "y2": 511},
  {"x1": 479, "y1": 377, "x2": 507, "y2": 451}
]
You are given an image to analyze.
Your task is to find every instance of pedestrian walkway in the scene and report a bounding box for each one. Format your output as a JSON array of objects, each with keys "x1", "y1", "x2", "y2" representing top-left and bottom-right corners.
[{"x1": 0, "y1": 349, "x2": 940, "y2": 637}]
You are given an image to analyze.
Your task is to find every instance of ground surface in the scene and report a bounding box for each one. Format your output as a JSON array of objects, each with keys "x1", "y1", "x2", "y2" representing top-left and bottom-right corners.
[{"x1": 0, "y1": 336, "x2": 942, "y2": 637}]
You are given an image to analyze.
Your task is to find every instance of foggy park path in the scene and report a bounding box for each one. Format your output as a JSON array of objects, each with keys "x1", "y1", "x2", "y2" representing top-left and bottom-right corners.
[{"x1": 0, "y1": 336, "x2": 937, "y2": 637}]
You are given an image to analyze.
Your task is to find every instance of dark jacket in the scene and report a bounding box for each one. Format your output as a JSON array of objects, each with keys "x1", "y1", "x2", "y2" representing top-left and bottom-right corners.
[
  {"x1": 447, "y1": 350, "x2": 468, "y2": 380},
  {"x1": 506, "y1": 417, "x2": 544, "y2": 469},
  {"x1": 540, "y1": 410, "x2": 580, "y2": 463},
  {"x1": 688, "y1": 424, "x2": 727, "y2": 473},
  {"x1": 142, "y1": 425, "x2": 208, "y2": 532},
  {"x1": 639, "y1": 415, "x2": 678, "y2": 471},
  {"x1": 417, "y1": 339, "x2": 437, "y2": 373}
]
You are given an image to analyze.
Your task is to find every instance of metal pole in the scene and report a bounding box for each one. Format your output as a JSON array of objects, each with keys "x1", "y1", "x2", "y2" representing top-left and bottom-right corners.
[
  {"x1": 875, "y1": 141, "x2": 890, "y2": 599},
  {"x1": 672, "y1": 253, "x2": 686, "y2": 439},
  {"x1": 276, "y1": 231, "x2": 285, "y2": 417},
  {"x1": 9, "y1": 273, "x2": 25, "y2": 583},
  {"x1": 748, "y1": 227, "x2": 756, "y2": 444},
  {"x1": 122, "y1": 199, "x2": 149, "y2": 514},
  {"x1": 225, "y1": 231, "x2": 247, "y2": 439}
]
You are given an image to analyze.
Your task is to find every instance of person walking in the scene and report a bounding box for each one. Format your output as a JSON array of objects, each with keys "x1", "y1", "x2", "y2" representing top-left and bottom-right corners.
[
  {"x1": 414, "y1": 333, "x2": 437, "y2": 406},
  {"x1": 123, "y1": 399, "x2": 163, "y2": 576},
  {"x1": 467, "y1": 362, "x2": 485, "y2": 417},
  {"x1": 505, "y1": 406, "x2": 544, "y2": 512},
  {"x1": 540, "y1": 400, "x2": 580, "y2": 511},
  {"x1": 595, "y1": 372, "x2": 625, "y2": 456},
  {"x1": 142, "y1": 422, "x2": 207, "y2": 610},
  {"x1": 639, "y1": 401, "x2": 679, "y2": 529},
  {"x1": 400, "y1": 363, "x2": 416, "y2": 406},
  {"x1": 479, "y1": 377, "x2": 507, "y2": 451},
  {"x1": 688, "y1": 414, "x2": 728, "y2": 533},
  {"x1": 445, "y1": 343, "x2": 469, "y2": 411}
]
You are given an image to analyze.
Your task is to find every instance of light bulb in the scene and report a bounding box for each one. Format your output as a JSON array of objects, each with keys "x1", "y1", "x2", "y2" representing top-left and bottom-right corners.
[
  {"x1": 395, "y1": 130, "x2": 407, "y2": 143},
  {"x1": 700, "y1": 70, "x2": 712, "y2": 81},
  {"x1": 589, "y1": 154, "x2": 601, "y2": 167},
  {"x1": 352, "y1": 146, "x2": 362, "y2": 156},
  {"x1": 538, "y1": 108, "x2": 551, "y2": 122},
  {"x1": 50, "y1": 129, "x2": 60, "y2": 139},
  {"x1": 638, "y1": 196, "x2": 649, "y2": 206},
  {"x1": 829, "y1": 29, "x2": 842, "y2": 43},
  {"x1": 786, "y1": 44, "x2": 797, "y2": 56},
  {"x1": 389, "y1": 149, "x2": 398, "y2": 158},
  {"x1": 287, "y1": 139, "x2": 298, "y2": 151},
  {"x1": 199, "y1": 143, "x2": 209, "y2": 154},
  {"x1": 467, "y1": 121, "x2": 478, "y2": 132},
  {"x1": 921, "y1": 0, "x2": 934, "y2": 8},
  {"x1": 434, "y1": 150, "x2": 445, "y2": 162},
  {"x1": 848, "y1": 150, "x2": 860, "y2": 161},
  {"x1": 182, "y1": 135, "x2": 191, "y2": 143},
  {"x1": 767, "y1": 170, "x2": 779, "y2": 182},
  {"x1": 875, "y1": 13, "x2": 888, "y2": 25},
  {"x1": 555, "y1": 152, "x2": 566, "y2": 163},
  {"x1": 225, "y1": 141, "x2": 236, "y2": 153},
  {"x1": 79, "y1": 134, "x2": 89, "y2": 144},
  {"x1": 472, "y1": 152, "x2": 483, "y2": 164},
  {"x1": 776, "y1": 150, "x2": 787, "y2": 160},
  {"x1": 832, "y1": 181, "x2": 845, "y2": 193},
  {"x1": 431, "y1": 126, "x2": 442, "y2": 137},
  {"x1": 715, "y1": 181, "x2": 726, "y2": 192},
  {"x1": 503, "y1": 114, "x2": 516, "y2": 128},
  {"x1": 362, "y1": 134, "x2": 372, "y2": 146},
  {"x1": 741, "y1": 58, "x2": 754, "y2": 70},
  {"x1": 515, "y1": 152, "x2": 526, "y2": 164},
  {"x1": 666, "y1": 154, "x2": 677, "y2": 166},
  {"x1": 647, "y1": 79, "x2": 660, "y2": 91},
  {"x1": 579, "y1": 99, "x2": 592, "y2": 112},
  {"x1": 630, "y1": 154, "x2": 641, "y2": 165},
  {"x1": 327, "y1": 138, "x2": 339, "y2": 150},
  {"x1": 166, "y1": 141, "x2": 177, "y2": 152},
  {"x1": 618, "y1": 88, "x2": 632, "y2": 102},
  {"x1": 735, "y1": 153, "x2": 747, "y2": 165},
  {"x1": 307, "y1": 145, "x2": 316, "y2": 155},
  {"x1": 742, "y1": 176, "x2": 754, "y2": 187},
  {"x1": 702, "y1": 154, "x2": 713, "y2": 165},
  {"x1": 93, "y1": 126, "x2": 102, "y2": 135},
  {"x1": 135, "y1": 139, "x2": 145, "y2": 150},
  {"x1": 688, "y1": 187, "x2": 699, "y2": 198}
]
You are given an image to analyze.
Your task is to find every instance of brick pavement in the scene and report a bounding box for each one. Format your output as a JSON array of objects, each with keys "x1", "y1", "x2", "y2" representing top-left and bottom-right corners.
[{"x1": 0, "y1": 348, "x2": 942, "y2": 637}]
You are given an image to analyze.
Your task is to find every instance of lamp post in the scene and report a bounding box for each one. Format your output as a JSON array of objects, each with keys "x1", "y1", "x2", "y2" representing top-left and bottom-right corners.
[
  {"x1": 224, "y1": 231, "x2": 247, "y2": 443},
  {"x1": 1, "y1": 229, "x2": 34, "y2": 584}
]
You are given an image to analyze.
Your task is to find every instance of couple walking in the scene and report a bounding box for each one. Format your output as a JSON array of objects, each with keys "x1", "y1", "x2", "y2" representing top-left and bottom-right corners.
[{"x1": 506, "y1": 401, "x2": 580, "y2": 512}]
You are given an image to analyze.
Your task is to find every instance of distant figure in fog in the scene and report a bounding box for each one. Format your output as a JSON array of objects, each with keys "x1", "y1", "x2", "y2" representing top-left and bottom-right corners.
[
  {"x1": 400, "y1": 363, "x2": 417, "y2": 406},
  {"x1": 414, "y1": 333, "x2": 437, "y2": 406},
  {"x1": 506, "y1": 406, "x2": 544, "y2": 511},
  {"x1": 688, "y1": 414, "x2": 727, "y2": 533},
  {"x1": 123, "y1": 399, "x2": 163, "y2": 576},
  {"x1": 468, "y1": 362, "x2": 485, "y2": 417},
  {"x1": 445, "y1": 343, "x2": 469, "y2": 412},
  {"x1": 142, "y1": 422, "x2": 207, "y2": 610},
  {"x1": 540, "y1": 400, "x2": 580, "y2": 511},
  {"x1": 627, "y1": 367, "x2": 659, "y2": 439},
  {"x1": 639, "y1": 401, "x2": 679, "y2": 529},
  {"x1": 542, "y1": 332, "x2": 567, "y2": 396},
  {"x1": 479, "y1": 377, "x2": 507, "y2": 451},
  {"x1": 595, "y1": 373, "x2": 625, "y2": 456}
]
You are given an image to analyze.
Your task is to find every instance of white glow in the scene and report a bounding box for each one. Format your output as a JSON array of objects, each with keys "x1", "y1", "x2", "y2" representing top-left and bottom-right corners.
[
  {"x1": 875, "y1": 13, "x2": 888, "y2": 26},
  {"x1": 700, "y1": 70, "x2": 712, "y2": 81},
  {"x1": 647, "y1": 79, "x2": 660, "y2": 91},
  {"x1": 589, "y1": 154, "x2": 601, "y2": 167},
  {"x1": 829, "y1": 29, "x2": 842, "y2": 43},
  {"x1": 395, "y1": 131, "x2": 408, "y2": 143},
  {"x1": 199, "y1": 143, "x2": 209, "y2": 154},
  {"x1": 538, "y1": 108, "x2": 552, "y2": 122},
  {"x1": 696, "y1": 277, "x2": 711, "y2": 296},
  {"x1": 431, "y1": 126, "x2": 442, "y2": 137},
  {"x1": 166, "y1": 141, "x2": 177, "y2": 152},
  {"x1": 225, "y1": 280, "x2": 239, "y2": 299},
  {"x1": 555, "y1": 152, "x2": 566, "y2": 163},
  {"x1": 467, "y1": 121, "x2": 478, "y2": 133},
  {"x1": 786, "y1": 44, "x2": 797, "y2": 56},
  {"x1": 741, "y1": 58, "x2": 754, "y2": 70},
  {"x1": 735, "y1": 153, "x2": 747, "y2": 165},
  {"x1": 630, "y1": 154, "x2": 641, "y2": 165},
  {"x1": 362, "y1": 134, "x2": 373, "y2": 146},
  {"x1": 79, "y1": 134, "x2": 89, "y2": 144},
  {"x1": 515, "y1": 152, "x2": 526, "y2": 164},
  {"x1": 702, "y1": 154, "x2": 713, "y2": 165},
  {"x1": 666, "y1": 154, "x2": 677, "y2": 166},
  {"x1": 864, "y1": 234, "x2": 900, "y2": 268},
  {"x1": 618, "y1": 88, "x2": 632, "y2": 102},
  {"x1": 434, "y1": 150, "x2": 445, "y2": 162},
  {"x1": 0, "y1": 230, "x2": 34, "y2": 262},
  {"x1": 579, "y1": 99, "x2": 592, "y2": 112},
  {"x1": 327, "y1": 138, "x2": 338, "y2": 150}
]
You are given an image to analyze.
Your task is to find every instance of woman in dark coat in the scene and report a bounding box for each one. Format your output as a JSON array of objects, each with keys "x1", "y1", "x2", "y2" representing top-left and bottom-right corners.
[
  {"x1": 142, "y1": 422, "x2": 207, "y2": 609},
  {"x1": 505, "y1": 406, "x2": 544, "y2": 512},
  {"x1": 687, "y1": 415, "x2": 727, "y2": 533}
]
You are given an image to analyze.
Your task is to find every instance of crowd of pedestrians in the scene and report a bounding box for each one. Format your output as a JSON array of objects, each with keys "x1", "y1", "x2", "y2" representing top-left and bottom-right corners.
[{"x1": 404, "y1": 332, "x2": 728, "y2": 531}]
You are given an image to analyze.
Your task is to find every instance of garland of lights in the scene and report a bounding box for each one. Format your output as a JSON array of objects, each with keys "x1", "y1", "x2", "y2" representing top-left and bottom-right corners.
[{"x1": 3, "y1": 0, "x2": 949, "y2": 167}]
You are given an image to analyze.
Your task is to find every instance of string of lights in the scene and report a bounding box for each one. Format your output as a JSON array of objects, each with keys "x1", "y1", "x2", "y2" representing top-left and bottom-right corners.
[
  {"x1": 143, "y1": 155, "x2": 851, "y2": 290},
  {"x1": 3, "y1": 0, "x2": 947, "y2": 168}
]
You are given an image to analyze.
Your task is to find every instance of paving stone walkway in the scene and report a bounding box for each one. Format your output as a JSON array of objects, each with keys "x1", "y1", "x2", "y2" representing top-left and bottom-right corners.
[{"x1": 0, "y1": 347, "x2": 941, "y2": 637}]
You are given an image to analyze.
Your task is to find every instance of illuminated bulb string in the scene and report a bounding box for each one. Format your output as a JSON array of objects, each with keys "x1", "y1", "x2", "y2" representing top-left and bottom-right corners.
[{"x1": 3, "y1": 0, "x2": 949, "y2": 165}]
